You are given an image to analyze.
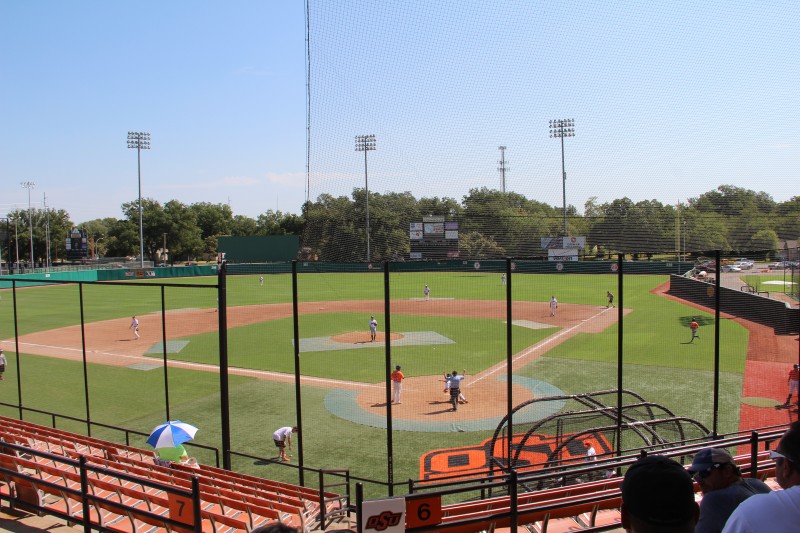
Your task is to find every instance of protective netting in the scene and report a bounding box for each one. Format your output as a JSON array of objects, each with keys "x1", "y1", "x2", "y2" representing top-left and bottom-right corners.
[{"x1": 303, "y1": 1, "x2": 799, "y2": 262}]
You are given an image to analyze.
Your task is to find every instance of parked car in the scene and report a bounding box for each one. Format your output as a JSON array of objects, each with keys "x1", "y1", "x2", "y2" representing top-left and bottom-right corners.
[
  {"x1": 734, "y1": 259, "x2": 754, "y2": 269},
  {"x1": 721, "y1": 264, "x2": 742, "y2": 273},
  {"x1": 768, "y1": 261, "x2": 795, "y2": 269}
]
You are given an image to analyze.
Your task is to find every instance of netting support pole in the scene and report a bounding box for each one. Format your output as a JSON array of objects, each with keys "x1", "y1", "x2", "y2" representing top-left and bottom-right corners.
[
  {"x1": 292, "y1": 261, "x2": 305, "y2": 485},
  {"x1": 712, "y1": 250, "x2": 721, "y2": 438},
  {"x1": 161, "y1": 285, "x2": 171, "y2": 422},
  {"x1": 615, "y1": 254, "x2": 624, "y2": 458},
  {"x1": 384, "y1": 261, "x2": 394, "y2": 494},
  {"x1": 505, "y1": 258, "x2": 514, "y2": 466},
  {"x1": 217, "y1": 262, "x2": 232, "y2": 471},
  {"x1": 79, "y1": 283, "x2": 92, "y2": 436}
]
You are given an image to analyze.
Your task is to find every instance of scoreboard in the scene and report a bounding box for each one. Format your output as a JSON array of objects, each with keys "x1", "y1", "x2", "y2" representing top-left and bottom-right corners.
[
  {"x1": 409, "y1": 217, "x2": 459, "y2": 260},
  {"x1": 66, "y1": 229, "x2": 88, "y2": 260}
]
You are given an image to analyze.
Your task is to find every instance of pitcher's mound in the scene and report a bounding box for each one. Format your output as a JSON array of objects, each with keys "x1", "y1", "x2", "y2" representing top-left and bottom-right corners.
[{"x1": 331, "y1": 331, "x2": 404, "y2": 344}]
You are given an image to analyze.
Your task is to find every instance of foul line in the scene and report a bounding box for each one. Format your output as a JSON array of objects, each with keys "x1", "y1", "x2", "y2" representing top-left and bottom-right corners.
[
  {"x1": 10, "y1": 341, "x2": 382, "y2": 391},
  {"x1": 474, "y1": 306, "x2": 613, "y2": 385}
]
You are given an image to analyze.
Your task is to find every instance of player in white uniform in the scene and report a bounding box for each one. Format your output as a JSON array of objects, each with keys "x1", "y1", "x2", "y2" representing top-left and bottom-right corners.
[
  {"x1": 129, "y1": 316, "x2": 140, "y2": 339},
  {"x1": 424, "y1": 285, "x2": 430, "y2": 300},
  {"x1": 369, "y1": 316, "x2": 378, "y2": 341},
  {"x1": 550, "y1": 296, "x2": 558, "y2": 317}
]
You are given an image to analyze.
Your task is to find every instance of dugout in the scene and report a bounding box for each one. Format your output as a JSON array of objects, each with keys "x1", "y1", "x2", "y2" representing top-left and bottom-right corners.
[{"x1": 217, "y1": 235, "x2": 300, "y2": 263}]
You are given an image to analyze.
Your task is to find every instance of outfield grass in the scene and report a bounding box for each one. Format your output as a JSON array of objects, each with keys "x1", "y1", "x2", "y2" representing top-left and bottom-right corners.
[{"x1": 0, "y1": 271, "x2": 751, "y2": 494}]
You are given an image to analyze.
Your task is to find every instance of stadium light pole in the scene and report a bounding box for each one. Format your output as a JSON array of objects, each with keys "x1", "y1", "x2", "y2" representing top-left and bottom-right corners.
[
  {"x1": 498, "y1": 146, "x2": 509, "y2": 193},
  {"x1": 127, "y1": 132, "x2": 151, "y2": 268},
  {"x1": 21, "y1": 181, "x2": 35, "y2": 266},
  {"x1": 549, "y1": 119, "x2": 575, "y2": 236},
  {"x1": 355, "y1": 134, "x2": 376, "y2": 262}
]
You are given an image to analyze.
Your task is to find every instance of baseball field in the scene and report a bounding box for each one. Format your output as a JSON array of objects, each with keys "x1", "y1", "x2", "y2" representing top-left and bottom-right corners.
[{"x1": 0, "y1": 269, "x2": 772, "y2": 497}]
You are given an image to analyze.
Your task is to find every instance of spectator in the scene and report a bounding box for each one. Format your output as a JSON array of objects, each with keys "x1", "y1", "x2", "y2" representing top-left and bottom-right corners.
[
  {"x1": 621, "y1": 455, "x2": 699, "y2": 532},
  {"x1": 687, "y1": 448, "x2": 770, "y2": 533},
  {"x1": 723, "y1": 421, "x2": 800, "y2": 532},
  {"x1": 783, "y1": 364, "x2": 799, "y2": 407},
  {"x1": 273, "y1": 426, "x2": 297, "y2": 462},
  {"x1": 154, "y1": 444, "x2": 188, "y2": 466}
]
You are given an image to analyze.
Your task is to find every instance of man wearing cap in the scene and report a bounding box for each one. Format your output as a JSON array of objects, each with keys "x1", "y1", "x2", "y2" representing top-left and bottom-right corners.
[
  {"x1": 783, "y1": 363, "x2": 799, "y2": 407},
  {"x1": 621, "y1": 455, "x2": 699, "y2": 532},
  {"x1": 390, "y1": 365, "x2": 404, "y2": 404},
  {"x1": 687, "y1": 448, "x2": 770, "y2": 533},
  {"x1": 723, "y1": 421, "x2": 800, "y2": 532}
]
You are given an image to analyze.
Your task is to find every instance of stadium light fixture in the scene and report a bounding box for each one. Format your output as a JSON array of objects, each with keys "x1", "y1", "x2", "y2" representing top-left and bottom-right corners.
[
  {"x1": 127, "y1": 131, "x2": 151, "y2": 268},
  {"x1": 549, "y1": 119, "x2": 575, "y2": 236},
  {"x1": 20, "y1": 181, "x2": 35, "y2": 267},
  {"x1": 355, "y1": 134, "x2": 376, "y2": 262}
]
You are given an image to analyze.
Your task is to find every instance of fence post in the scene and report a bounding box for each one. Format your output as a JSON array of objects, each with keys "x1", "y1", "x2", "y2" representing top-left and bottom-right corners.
[
  {"x1": 292, "y1": 261, "x2": 305, "y2": 486},
  {"x1": 506, "y1": 258, "x2": 514, "y2": 465},
  {"x1": 79, "y1": 283, "x2": 92, "y2": 436},
  {"x1": 192, "y1": 476, "x2": 202, "y2": 532},
  {"x1": 509, "y1": 469, "x2": 518, "y2": 532},
  {"x1": 713, "y1": 250, "x2": 721, "y2": 438},
  {"x1": 384, "y1": 261, "x2": 394, "y2": 495},
  {"x1": 616, "y1": 254, "x2": 624, "y2": 458},
  {"x1": 749, "y1": 431, "x2": 759, "y2": 479},
  {"x1": 356, "y1": 482, "x2": 364, "y2": 533},
  {"x1": 160, "y1": 285, "x2": 171, "y2": 421},
  {"x1": 79, "y1": 455, "x2": 91, "y2": 533},
  {"x1": 217, "y1": 262, "x2": 232, "y2": 470}
]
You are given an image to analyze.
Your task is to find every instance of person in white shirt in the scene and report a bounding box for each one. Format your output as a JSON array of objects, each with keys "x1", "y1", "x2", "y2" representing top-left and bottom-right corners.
[
  {"x1": 722, "y1": 421, "x2": 800, "y2": 532},
  {"x1": 272, "y1": 426, "x2": 297, "y2": 462},
  {"x1": 550, "y1": 296, "x2": 558, "y2": 317}
]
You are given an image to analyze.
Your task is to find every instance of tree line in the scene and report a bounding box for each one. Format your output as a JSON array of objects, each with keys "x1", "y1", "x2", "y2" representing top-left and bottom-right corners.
[{"x1": 1, "y1": 185, "x2": 797, "y2": 265}]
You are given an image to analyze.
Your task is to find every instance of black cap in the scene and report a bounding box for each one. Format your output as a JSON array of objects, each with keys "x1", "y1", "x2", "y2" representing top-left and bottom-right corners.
[{"x1": 622, "y1": 456, "x2": 695, "y2": 526}]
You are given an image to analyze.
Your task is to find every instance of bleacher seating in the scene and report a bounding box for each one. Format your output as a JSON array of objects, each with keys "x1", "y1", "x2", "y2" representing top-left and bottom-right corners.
[
  {"x1": 1, "y1": 414, "x2": 784, "y2": 533},
  {"x1": 0, "y1": 414, "x2": 347, "y2": 532}
]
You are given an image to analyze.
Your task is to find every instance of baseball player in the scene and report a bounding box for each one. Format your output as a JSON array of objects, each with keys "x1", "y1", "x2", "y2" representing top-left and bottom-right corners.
[
  {"x1": 689, "y1": 318, "x2": 700, "y2": 343},
  {"x1": 369, "y1": 316, "x2": 378, "y2": 341},
  {"x1": 424, "y1": 285, "x2": 430, "y2": 300},
  {"x1": 259, "y1": 275, "x2": 264, "y2": 287},
  {"x1": 0, "y1": 348, "x2": 7, "y2": 381},
  {"x1": 550, "y1": 296, "x2": 558, "y2": 317},
  {"x1": 129, "y1": 316, "x2": 140, "y2": 340},
  {"x1": 390, "y1": 365, "x2": 405, "y2": 404}
]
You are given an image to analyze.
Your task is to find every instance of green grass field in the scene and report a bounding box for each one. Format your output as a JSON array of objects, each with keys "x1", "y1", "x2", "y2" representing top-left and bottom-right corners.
[{"x1": 0, "y1": 271, "x2": 749, "y2": 496}]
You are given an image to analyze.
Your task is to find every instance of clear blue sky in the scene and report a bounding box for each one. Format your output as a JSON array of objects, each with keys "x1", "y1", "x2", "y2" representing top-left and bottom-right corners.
[{"x1": 1, "y1": 1, "x2": 798, "y2": 225}]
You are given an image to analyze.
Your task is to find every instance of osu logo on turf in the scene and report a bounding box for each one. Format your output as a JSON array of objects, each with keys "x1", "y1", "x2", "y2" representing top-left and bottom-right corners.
[{"x1": 365, "y1": 511, "x2": 402, "y2": 531}]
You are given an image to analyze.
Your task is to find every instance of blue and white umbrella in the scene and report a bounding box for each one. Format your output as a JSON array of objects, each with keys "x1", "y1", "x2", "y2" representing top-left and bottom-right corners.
[{"x1": 146, "y1": 420, "x2": 199, "y2": 449}]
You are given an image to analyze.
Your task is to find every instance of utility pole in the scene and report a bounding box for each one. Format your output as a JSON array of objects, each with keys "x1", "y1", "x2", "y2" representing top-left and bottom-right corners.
[
  {"x1": 549, "y1": 119, "x2": 575, "y2": 236},
  {"x1": 44, "y1": 192, "x2": 51, "y2": 267},
  {"x1": 21, "y1": 181, "x2": 35, "y2": 267},
  {"x1": 498, "y1": 146, "x2": 510, "y2": 193}
]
